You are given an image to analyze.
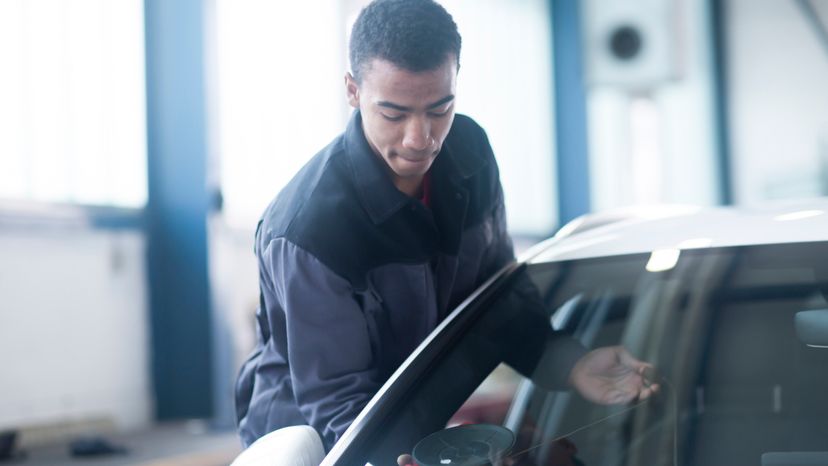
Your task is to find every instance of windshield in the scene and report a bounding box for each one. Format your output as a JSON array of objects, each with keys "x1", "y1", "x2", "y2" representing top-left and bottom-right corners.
[{"x1": 347, "y1": 241, "x2": 828, "y2": 466}]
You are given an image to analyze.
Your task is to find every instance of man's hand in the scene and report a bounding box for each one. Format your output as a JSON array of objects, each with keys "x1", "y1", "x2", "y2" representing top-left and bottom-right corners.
[{"x1": 568, "y1": 346, "x2": 659, "y2": 405}]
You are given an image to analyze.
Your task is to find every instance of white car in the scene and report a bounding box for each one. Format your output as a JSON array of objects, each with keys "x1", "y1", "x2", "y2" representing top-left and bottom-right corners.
[{"x1": 235, "y1": 199, "x2": 828, "y2": 466}]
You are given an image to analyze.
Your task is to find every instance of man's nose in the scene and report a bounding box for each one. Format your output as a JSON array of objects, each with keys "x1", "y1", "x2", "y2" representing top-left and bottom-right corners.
[{"x1": 402, "y1": 118, "x2": 431, "y2": 152}]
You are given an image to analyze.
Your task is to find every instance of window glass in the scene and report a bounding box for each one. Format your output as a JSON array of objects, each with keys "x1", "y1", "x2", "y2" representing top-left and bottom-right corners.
[
  {"x1": 447, "y1": 363, "x2": 523, "y2": 429},
  {"x1": 0, "y1": 0, "x2": 147, "y2": 208},
  {"x1": 346, "y1": 241, "x2": 828, "y2": 466}
]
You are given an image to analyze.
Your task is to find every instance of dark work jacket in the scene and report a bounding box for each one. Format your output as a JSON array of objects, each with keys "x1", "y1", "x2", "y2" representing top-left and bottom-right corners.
[{"x1": 234, "y1": 111, "x2": 514, "y2": 450}]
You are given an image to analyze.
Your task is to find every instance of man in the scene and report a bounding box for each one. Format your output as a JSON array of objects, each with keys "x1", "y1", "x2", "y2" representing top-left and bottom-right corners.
[{"x1": 235, "y1": 0, "x2": 657, "y2": 453}]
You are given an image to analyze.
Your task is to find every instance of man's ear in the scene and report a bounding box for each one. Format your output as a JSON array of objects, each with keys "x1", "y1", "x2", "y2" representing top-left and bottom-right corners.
[{"x1": 345, "y1": 72, "x2": 360, "y2": 109}]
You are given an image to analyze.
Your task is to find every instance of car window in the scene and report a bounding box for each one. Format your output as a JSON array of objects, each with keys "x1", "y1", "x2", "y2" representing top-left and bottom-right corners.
[
  {"x1": 447, "y1": 363, "x2": 523, "y2": 429},
  {"x1": 345, "y1": 241, "x2": 828, "y2": 466}
]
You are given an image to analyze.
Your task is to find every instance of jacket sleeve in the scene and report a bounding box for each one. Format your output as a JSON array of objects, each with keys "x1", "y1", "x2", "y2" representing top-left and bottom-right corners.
[
  {"x1": 468, "y1": 124, "x2": 585, "y2": 388},
  {"x1": 261, "y1": 237, "x2": 382, "y2": 450},
  {"x1": 485, "y1": 270, "x2": 588, "y2": 389}
]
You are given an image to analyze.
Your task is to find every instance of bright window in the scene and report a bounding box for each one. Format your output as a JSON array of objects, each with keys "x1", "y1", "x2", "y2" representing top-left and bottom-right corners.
[
  {"x1": 213, "y1": 0, "x2": 348, "y2": 229},
  {"x1": 0, "y1": 0, "x2": 147, "y2": 208}
]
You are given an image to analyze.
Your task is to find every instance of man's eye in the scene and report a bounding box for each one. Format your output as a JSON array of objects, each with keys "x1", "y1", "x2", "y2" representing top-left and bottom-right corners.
[
  {"x1": 428, "y1": 109, "x2": 451, "y2": 118},
  {"x1": 381, "y1": 113, "x2": 404, "y2": 122}
]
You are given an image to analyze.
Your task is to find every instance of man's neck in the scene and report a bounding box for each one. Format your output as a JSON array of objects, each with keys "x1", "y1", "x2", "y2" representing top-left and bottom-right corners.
[{"x1": 394, "y1": 175, "x2": 424, "y2": 198}]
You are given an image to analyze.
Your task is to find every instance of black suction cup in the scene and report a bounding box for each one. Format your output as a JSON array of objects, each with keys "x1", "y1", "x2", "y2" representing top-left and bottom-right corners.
[{"x1": 412, "y1": 424, "x2": 515, "y2": 466}]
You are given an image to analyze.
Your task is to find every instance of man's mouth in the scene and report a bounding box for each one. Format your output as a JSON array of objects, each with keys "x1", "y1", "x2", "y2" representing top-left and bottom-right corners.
[
  {"x1": 396, "y1": 151, "x2": 436, "y2": 163},
  {"x1": 399, "y1": 155, "x2": 428, "y2": 163}
]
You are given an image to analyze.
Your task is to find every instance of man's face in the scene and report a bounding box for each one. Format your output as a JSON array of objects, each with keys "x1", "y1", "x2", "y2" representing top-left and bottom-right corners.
[{"x1": 345, "y1": 56, "x2": 457, "y2": 194}]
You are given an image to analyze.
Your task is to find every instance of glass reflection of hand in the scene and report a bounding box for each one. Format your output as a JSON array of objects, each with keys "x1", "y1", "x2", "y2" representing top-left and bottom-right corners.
[{"x1": 567, "y1": 346, "x2": 659, "y2": 405}]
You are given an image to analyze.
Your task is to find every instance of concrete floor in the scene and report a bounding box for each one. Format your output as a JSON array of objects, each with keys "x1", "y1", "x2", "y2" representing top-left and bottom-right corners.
[{"x1": 7, "y1": 423, "x2": 241, "y2": 466}]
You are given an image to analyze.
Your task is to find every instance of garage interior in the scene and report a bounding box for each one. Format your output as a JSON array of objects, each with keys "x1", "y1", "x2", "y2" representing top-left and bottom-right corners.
[{"x1": 1, "y1": 0, "x2": 827, "y2": 465}]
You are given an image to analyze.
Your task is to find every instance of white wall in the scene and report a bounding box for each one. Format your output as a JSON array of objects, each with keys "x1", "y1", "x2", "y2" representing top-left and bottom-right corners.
[
  {"x1": 727, "y1": 0, "x2": 828, "y2": 203},
  {"x1": 0, "y1": 222, "x2": 151, "y2": 434},
  {"x1": 207, "y1": 219, "x2": 260, "y2": 427}
]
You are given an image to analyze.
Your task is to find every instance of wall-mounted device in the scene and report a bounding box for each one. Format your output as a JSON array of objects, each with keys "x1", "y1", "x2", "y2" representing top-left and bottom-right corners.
[{"x1": 582, "y1": 0, "x2": 683, "y2": 89}]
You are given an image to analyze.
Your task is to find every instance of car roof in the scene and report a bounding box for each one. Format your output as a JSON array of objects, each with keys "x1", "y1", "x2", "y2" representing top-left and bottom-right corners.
[{"x1": 526, "y1": 198, "x2": 828, "y2": 264}]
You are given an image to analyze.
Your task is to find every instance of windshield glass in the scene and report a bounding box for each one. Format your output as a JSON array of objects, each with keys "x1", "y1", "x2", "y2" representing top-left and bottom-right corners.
[{"x1": 350, "y1": 241, "x2": 828, "y2": 466}]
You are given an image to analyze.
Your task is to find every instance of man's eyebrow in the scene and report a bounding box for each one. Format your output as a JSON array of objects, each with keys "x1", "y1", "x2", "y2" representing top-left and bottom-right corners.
[
  {"x1": 377, "y1": 101, "x2": 412, "y2": 112},
  {"x1": 376, "y1": 95, "x2": 455, "y2": 112},
  {"x1": 426, "y1": 94, "x2": 455, "y2": 109}
]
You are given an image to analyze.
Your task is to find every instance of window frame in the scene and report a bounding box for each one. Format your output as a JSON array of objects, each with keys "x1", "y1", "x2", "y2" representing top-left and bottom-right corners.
[{"x1": 0, "y1": 200, "x2": 144, "y2": 231}]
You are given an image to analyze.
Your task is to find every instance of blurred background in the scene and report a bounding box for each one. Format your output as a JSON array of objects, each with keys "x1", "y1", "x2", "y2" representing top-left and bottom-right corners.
[{"x1": 0, "y1": 0, "x2": 826, "y2": 464}]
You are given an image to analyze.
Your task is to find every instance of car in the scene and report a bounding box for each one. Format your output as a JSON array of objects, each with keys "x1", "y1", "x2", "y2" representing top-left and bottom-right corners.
[{"x1": 232, "y1": 199, "x2": 828, "y2": 466}]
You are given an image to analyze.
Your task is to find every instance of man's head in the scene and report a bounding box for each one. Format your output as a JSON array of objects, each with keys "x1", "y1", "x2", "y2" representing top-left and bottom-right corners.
[
  {"x1": 349, "y1": 0, "x2": 461, "y2": 84},
  {"x1": 346, "y1": 0, "x2": 462, "y2": 196}
]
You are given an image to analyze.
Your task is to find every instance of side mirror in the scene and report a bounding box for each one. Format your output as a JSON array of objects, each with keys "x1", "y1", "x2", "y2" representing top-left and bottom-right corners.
[
  {"x1": 231, "y1": 425, "x2": 325, "y2": 466},
  {"x1": 795, "y1": 310, "x2": 828, "y2": 348}
]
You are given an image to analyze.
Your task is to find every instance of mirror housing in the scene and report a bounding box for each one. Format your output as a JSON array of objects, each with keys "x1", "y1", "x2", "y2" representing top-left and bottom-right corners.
[
  {"x1": 795, "y1": 310, "x2": 828, "y2": 348},
  {"x1": 231, "y1": 425, "x2": 325, "y2": 466}
]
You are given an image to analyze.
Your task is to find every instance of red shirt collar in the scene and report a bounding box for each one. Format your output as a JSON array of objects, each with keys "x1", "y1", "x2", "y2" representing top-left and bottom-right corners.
[{"x1": 419, "y1": 171, "x2": 432, "y2": 208}]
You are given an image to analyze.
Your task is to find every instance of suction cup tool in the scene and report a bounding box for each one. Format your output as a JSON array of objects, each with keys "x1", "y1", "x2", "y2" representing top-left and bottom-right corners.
[{"x1": 412, "y1": 424, "x2": 515, "y2": 466}]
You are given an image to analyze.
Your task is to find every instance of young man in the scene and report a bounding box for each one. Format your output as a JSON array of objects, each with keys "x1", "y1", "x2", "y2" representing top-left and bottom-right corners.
[{"x1": 235, "y1": 0, "x2": 657, "y2": 453}]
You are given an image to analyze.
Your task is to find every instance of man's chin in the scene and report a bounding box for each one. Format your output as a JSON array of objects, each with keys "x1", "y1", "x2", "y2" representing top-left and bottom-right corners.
[{"x1": 390, "y1": 170, "x2": 426, "y2": 183}]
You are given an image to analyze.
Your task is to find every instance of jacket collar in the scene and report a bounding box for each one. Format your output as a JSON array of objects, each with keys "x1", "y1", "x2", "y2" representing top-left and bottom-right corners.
[{"x1": 344, "y1": 110, "x2": 487, "y2": 224}]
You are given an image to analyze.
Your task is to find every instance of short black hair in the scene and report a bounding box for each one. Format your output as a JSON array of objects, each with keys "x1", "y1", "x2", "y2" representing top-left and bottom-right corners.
[{"x1": 349, "y1": 0, "x2": 461, "y2": 83}]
